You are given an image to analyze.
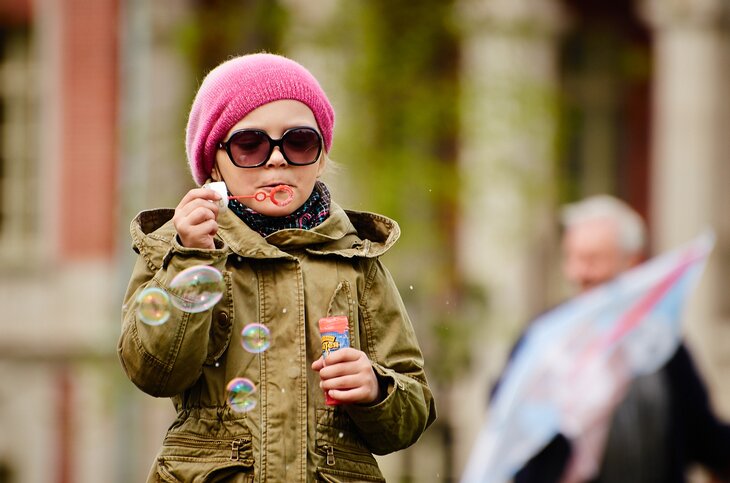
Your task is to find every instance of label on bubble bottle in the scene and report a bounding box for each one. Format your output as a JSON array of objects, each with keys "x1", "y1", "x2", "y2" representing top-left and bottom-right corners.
[{"x1": 318, "y1": 316, "x2": 350, "y2": 405}]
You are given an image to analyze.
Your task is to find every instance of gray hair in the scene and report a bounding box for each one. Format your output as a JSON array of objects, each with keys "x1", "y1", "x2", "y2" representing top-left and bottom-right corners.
[{"x1": 560, "y1": 195, "x2": 647, "y2": 255}]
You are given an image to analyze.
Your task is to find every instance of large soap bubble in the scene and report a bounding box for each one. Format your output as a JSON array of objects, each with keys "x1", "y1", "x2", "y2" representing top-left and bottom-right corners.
[
  {"x1": 241, "y1": 323, "x2": 271, "y2": 354},
  {"x1": 136, "y1": 287, "x2": 171, "y2": 326},
  {"x1": 168, "y1": 265, "x2": 224, "y2": 313},
  {"x1": 226, "y1": 377, "x2": 257, "y2": 413}
]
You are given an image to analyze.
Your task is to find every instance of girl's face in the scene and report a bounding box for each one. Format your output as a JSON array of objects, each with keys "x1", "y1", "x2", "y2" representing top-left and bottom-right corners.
[{"x1": 213, "y1": 99, "x2": 327, "y2": 217}]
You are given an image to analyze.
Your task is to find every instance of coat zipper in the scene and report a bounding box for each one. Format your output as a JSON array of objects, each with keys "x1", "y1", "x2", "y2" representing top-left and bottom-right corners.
[
  {"x1": 323, "y1": 444, "x2": 335, "y2": 466},
  {"x1": 164, "y1": 434, "x2": 251, "y2": 463},
  {"x1": 231, "y1": 439, "x2": 243, "y2": 461},
  {"x1": 318, "y1": 441, "x2": 379, "y2": 466}
]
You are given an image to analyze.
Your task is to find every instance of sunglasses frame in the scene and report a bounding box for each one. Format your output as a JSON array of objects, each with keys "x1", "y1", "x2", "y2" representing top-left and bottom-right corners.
[{"x1": 217, "y1": 126, "x2": 323, "y2": 168}]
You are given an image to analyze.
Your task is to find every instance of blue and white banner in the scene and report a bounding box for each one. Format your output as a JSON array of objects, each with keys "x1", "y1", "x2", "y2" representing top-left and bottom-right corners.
[{"x1": 461, "y1": 231, "x2": 715, "y2": 483}]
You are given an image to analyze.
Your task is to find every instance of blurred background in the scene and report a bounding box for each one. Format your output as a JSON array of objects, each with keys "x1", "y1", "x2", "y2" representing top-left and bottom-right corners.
[{"x1": 1, "y1": 0, "x2": 729, "y2": 481}]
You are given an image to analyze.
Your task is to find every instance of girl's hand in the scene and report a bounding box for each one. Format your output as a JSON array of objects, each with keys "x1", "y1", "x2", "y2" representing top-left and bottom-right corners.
[
  {"x1": 311, "y1": 348, "x2": 381, "y2": 405},
  {"x1": 172, "y1": 188, "x2": 222, "y2": 249}
]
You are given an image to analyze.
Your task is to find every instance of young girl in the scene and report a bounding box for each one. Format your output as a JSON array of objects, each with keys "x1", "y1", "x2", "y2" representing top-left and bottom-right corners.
[{"x1": 118, "y1": 53, "x2": 436, "y2": 482}]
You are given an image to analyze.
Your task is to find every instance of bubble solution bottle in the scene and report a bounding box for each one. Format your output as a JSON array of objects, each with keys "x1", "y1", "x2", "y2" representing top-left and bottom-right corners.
[{"x1": 318, "y1": 316, "x2": 350, "y2": 405}]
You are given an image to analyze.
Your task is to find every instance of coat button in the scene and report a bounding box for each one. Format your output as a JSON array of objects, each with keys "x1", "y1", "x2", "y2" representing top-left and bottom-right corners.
[{"x1": 217, "y1": 312, "x2": 230, "y2": 326}]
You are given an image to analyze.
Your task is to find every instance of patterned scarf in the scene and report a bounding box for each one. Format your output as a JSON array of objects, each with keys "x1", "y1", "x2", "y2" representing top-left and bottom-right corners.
[{"x1": 229, "y1": 181, "x2": 331, "y2": 237}]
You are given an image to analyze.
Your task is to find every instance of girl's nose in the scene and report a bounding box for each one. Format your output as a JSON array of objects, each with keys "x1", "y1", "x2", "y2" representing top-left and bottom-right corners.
[{"x1": 266, "y1": 146, "x2": 287, "y2": 167}]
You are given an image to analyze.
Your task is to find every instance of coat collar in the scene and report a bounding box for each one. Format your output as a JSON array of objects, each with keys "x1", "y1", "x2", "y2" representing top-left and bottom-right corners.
[{"x1": 131, "y1": 201, "x2": 400, "y2": 261}]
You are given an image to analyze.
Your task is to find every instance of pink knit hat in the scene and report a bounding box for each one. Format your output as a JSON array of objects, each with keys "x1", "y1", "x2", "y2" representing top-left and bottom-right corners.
[{"x1": 185, "y1": 53, "x2": 335, "y2": 186}]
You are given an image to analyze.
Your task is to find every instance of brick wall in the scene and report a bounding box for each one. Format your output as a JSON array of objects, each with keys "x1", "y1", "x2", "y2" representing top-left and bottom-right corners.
[
  {"x1": 0, "y1": 0, "x2": 31, "y2": 25},
  {"x1": 58, "y1": 0, "x2": 119, "y2": 260}
]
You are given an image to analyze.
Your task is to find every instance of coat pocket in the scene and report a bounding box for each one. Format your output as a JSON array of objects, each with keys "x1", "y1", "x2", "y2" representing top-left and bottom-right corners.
[
  {"x1": 316, "y1": 466, "x2": 386, "y2": 483},
  {"x1": 204, "y1": 271, "x2": 234, "y2": 366},
  {"x1": 315, "y1": 408, "x2": 384, "y2": 482},
  {"x1": 315, "y1": 442, "x2": 385, "y2": 483},
  {"x1": 153, "y1": 432, "x2": 254, "y2": 483},
  {"x1": 325, "y1": 281, "x2": 360, "y2": 350}
]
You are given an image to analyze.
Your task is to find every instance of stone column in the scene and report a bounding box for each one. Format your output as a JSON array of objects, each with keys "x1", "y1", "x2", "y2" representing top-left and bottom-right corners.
[
  {"x1": 639, "y1": 0, "x2": 730, "y2": 414},
  {"x1": 455, "y1": 0, "x2": 567, "y2": 475}
]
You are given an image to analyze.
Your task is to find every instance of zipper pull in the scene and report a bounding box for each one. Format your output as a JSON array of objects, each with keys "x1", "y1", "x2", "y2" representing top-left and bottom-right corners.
[
  {"x1": 325, "y1": 444, "x2": 335, "y2": 466},
  {"x1": 231, "y1": 439, "x2": 241, "y2": 461}
]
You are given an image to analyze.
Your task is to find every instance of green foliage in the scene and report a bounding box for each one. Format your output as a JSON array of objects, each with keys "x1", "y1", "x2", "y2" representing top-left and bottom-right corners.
[
  {"x1": 425, "y1": 282, "x2": 490, "y2": 382},
  {"x1": 320, "y1": 0, "x2": 480, "y2": 383},
  {"x1": 177, "y1": 0, "x2": 289, "y2": 75},
  {"x1": 326, "y1": 1, "x2": 461, "y2": 253}
]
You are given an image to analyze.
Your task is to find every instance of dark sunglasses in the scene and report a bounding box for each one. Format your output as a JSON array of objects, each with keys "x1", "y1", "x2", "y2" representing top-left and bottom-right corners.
[{"x1": 218, "y1": 127, "x2": 323, "y2": 168}]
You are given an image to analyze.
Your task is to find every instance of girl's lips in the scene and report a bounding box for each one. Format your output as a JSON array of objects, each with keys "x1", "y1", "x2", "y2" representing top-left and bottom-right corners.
[{"x1": 260, "y1": 183, "x2": 291, "y2": 191}]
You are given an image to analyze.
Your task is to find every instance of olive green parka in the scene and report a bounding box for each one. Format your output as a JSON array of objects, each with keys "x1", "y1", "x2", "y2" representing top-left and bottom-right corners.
[{"x1": 118, "y1": 201, "x2": 436, "y2": 482}]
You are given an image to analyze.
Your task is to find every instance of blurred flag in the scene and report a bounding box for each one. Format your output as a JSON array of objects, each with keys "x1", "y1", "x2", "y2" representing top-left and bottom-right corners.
[{"x1": 461, "y1": 231, "x2": 716, "y2": 483}]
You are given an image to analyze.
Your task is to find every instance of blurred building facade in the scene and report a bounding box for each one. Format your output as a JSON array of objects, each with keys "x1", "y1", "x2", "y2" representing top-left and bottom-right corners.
[
  {"x1": 0, "y1": 0, "x2": 728, "y2": 482},
  {"x1": 456, "y1": 0, "x2": 730, "y2": 479}
]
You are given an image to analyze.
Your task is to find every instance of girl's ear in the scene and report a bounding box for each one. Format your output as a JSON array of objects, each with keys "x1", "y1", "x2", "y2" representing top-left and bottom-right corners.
[
  {"x1": 316, "y1": 153, "x2": 328, "y2": 178},
  {"x1": 211, "y1": 165, "x2": 221, "y2": 181}
]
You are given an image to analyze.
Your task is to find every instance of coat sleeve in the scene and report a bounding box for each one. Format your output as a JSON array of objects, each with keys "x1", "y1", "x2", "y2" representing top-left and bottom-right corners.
[
  {"x1": 117, "y1": 230, "x2": 229, "y2": 398},
  {"x1": 345, "y1": 259, "x2": 437, "y2": 455}
]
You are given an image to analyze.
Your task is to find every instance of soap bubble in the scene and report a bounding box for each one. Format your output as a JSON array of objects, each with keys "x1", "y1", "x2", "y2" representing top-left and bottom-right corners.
[
  {"x1": 168, "y1": 265, "x2": 224, "y2": 313},
  {"x1": 136, "y1": 287, "x2": 171, "y2": 326},
  {"x1": 226, "y1": 377, "x2": 257, "y2": 413},
  {"x1": 241, "y1": 323, "x2": 271, "y2": 353}
]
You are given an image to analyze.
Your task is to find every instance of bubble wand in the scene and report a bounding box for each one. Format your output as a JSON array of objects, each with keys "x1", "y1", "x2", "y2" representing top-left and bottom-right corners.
[
  {"x1": 228, "y1": 185, "x2": 294, "y2": 206},
  {"x1": 204, "y1": 181, "x2": 294, "y2": 208}
]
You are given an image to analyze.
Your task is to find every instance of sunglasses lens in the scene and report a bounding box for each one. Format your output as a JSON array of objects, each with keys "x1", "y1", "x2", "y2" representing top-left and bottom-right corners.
[
  {"x1": 228, "y1": 130, "x2": 270, "y2": 167},
  {"x1": 282, "y1": 128, "x2": 321, "y2": 165}
]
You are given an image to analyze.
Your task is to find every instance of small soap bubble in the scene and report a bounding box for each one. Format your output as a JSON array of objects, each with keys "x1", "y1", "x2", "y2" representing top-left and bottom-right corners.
[
  {"x1": 282, "y1": 308, "x2": 287, "y2": 314},
  {"x1": 136, "y1": 287, "x2": 171, "y2": 326},
  {"x1": 241, "y1": 323, "x2": 271, "y2": 353},
  {"x1": 409, "y1": 285, "x2": 414, "y2": 290},
  {"x1": 168, "y1": 265, "x2": 224, "y2": 313},
  {"x1": 338, "y1": 432, "x2": 344, "y2": 439},
  {"x1": 226, "y1": 377, "x2": 257, "y2": 413}
]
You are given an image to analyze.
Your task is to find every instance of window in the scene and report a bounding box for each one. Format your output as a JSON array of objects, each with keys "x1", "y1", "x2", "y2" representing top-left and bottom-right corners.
[
  {"x1": 0, "y1": 25, "x2": 39, "y2": 262},
  {"x1": 558, "y1": 2, "x2": 651, "y2": 220}
]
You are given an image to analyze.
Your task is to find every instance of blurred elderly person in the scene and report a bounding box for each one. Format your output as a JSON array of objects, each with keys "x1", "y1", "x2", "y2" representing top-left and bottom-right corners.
[{"x1": 497, "y1": 195, "x2": 730, "y2": 483}]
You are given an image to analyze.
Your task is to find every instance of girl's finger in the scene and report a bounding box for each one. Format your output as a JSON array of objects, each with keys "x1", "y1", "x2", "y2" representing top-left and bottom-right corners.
[
  {"x1": 184, "y1": 205, "x2": 218, "y2": 227},
  {"x1": 177, "y1": 187, "x2": 222, "y2": 208},
  {"x1": 176, "y1": 197, "x2": 220, "y2": 220}
]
